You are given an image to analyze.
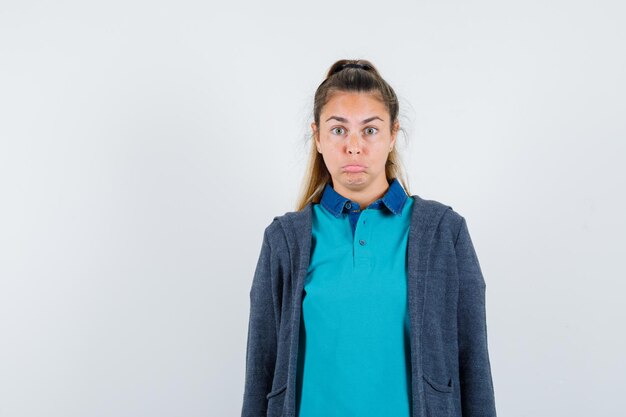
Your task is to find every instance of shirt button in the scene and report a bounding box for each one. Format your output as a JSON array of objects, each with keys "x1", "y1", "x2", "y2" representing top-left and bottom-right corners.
[
  {"x1": 345, "y1": 202, "x2": 351, "y2": 209},
  {"x1": 359, "y1": 239, "x2": 366, "y2": 246}
]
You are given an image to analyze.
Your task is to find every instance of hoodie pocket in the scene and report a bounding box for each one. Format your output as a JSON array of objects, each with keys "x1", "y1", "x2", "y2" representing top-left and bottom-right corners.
[
  {"x1": 422, "y1": 372, "x2": 453, "y2": 393},
  {"x1": 422, "y1": 373, "x2": 453, "y2": 417},
  {"x1": 266, "y1": 383, "x2": 287, "y2": 400},
  {"x1": 266, "y1": 383, "x2": 287, "y2": 417}
]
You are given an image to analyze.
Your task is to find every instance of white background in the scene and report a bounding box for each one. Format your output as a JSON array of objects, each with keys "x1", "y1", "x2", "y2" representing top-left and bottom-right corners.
[{"x1": 1, "y1": 1, "x2": 624, "y2": 416}]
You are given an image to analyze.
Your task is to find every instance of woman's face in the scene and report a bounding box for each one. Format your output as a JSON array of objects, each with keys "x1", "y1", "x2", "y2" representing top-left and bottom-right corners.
[{"x1": 312, "y1": 91, "x2": 398, "y2": 196}]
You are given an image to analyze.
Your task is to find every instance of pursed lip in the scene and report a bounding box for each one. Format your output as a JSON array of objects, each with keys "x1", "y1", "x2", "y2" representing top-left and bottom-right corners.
[{"x1": 342, "y1": 164, "x2": 366, "y2": 172}]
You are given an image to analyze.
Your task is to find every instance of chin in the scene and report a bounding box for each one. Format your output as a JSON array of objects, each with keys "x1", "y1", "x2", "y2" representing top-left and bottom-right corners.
[{"x1": 342, "y1": 178, "x2": 369, "y2": 187}]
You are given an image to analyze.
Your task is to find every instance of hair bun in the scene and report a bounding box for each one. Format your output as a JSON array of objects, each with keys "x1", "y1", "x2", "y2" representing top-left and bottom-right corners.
[{"x1": 341, "y1": 63, "x2": 368, "y2": 70}]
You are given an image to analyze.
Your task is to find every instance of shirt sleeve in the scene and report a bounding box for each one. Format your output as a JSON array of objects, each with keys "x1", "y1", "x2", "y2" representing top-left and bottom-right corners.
[
  {"x1": 455, "y1": 216, "x2": 498, "y2": 417},
  {"x1": 241, "y1": 227, "x2": 278, "y2": 417}
]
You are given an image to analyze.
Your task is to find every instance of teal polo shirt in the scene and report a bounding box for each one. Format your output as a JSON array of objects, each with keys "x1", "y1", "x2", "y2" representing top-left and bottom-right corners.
[{"x1": 296, "y1": 178, "x2": 414, "y2": 417}]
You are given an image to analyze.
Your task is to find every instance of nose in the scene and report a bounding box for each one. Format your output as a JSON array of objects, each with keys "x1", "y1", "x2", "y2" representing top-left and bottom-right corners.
[{"x1": 347, "y1": 132, "x2": 361, "y2": 154}]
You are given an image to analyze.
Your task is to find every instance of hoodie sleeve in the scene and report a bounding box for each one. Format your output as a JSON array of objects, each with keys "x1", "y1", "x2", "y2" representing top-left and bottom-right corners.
[
  {"x1": 455, "y1": 216, "x2": 497, "y2": 417},
  {"x1": 241, "y1": 227, "x2": 278, "y2": 417}
]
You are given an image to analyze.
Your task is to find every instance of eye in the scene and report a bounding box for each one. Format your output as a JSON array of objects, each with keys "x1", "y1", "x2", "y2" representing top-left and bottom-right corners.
[
  {"x1": 331, "y1": 127, "x2": 346, "y2": 135},
  {"x1": 364, "y1": 127, "x2": 378, "y2": 135}
]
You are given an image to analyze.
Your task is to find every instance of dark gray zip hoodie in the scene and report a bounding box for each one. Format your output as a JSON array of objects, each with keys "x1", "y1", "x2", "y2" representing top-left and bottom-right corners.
[{"x1": 241, "y1": 194, "x2": 497, "y2": 417}]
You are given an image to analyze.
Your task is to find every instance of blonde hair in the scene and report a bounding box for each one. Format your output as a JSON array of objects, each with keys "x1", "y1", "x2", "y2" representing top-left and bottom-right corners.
[{"x1": 295, "y1": 59, "x2": 411, "y2": 211}]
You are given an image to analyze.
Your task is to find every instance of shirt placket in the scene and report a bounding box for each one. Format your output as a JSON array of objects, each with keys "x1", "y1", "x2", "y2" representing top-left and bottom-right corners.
[{"x1": 351, "y1": 206, "x2": 372, "y2": 272}]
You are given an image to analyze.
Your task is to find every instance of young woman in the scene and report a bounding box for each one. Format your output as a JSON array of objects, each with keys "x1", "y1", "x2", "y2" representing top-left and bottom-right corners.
[{"x1": 241, "y1": 59, "x2": 497, "y2": 417}]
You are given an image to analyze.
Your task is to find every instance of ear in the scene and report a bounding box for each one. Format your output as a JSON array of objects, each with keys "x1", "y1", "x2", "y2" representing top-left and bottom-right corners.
[
  {"x1": 390, "y1": 120, "x2": 399, "y2": 149},
  {"x1": 311, "y1": 122, "x2": 321, "y2": 153}
]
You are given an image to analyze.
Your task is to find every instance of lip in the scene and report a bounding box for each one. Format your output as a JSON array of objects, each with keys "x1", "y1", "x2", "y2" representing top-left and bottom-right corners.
[{"x1": 343, "y1": 164, "x2": 366, "y2": 173}]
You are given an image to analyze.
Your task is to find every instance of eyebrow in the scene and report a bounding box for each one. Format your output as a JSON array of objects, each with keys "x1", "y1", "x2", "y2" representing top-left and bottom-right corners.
[{"x1": 325, "y1": 115, "x2": 384, "y2": 124}]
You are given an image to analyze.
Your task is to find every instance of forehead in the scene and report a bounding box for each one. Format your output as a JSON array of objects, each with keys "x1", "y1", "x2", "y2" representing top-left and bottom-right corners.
[{"x1": 321, "y1": 91, "x2": 388, "y2": 121}]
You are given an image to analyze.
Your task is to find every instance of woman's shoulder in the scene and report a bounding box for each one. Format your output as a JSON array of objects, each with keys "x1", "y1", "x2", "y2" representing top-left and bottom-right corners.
[
  {"x1": 271, "y1": 203, "x2": 313, "y2": 226},
  {"x1": 258, "y1": 204, "x2": 314, "y2": 248},
  {"x1": 408, "y1": 194, "x2": 466, "y2": 237}
]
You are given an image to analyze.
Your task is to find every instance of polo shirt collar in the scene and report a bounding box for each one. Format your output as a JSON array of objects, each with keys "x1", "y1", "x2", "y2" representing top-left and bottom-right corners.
[{"x1": 320, "y1": 178, "x2": 408, "y2": 218}]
